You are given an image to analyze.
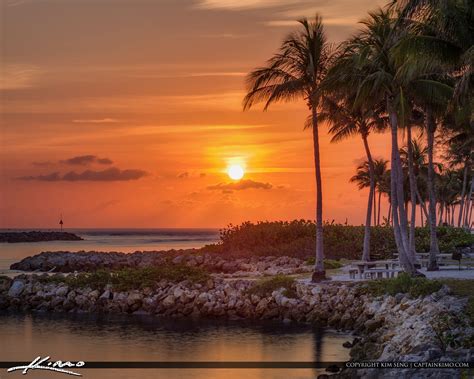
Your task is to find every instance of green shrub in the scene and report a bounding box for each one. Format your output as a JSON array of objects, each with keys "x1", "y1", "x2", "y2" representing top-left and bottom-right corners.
[
  {"x1": 365, "y1": 273, "x2": 442, "y2": 297},
  {"x1": 246, "y1": 275, "x2": 296, "y2": 298},
  {"x1": 39, "y1": 264, "x2": 210, "y2": 291},
  {"x1": 207, "y1": 221, "x2": 474, "y2": 260},
  {"x1": 305, "y1": 257, "x2": 343, "y2": 269}
]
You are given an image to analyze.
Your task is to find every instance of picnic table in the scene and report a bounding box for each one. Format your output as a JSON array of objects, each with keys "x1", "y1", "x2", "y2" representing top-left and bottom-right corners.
[
  {"x1": 350, "y1": 260, "x2": 400, "y2": 279},
  {"x1": 394, "y1": 253, "x2": 474, "y2": 269}
]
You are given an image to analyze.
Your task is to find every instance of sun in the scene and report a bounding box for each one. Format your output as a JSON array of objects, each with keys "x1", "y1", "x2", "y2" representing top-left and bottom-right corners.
[{"x1": 227, "y1": 164, "x2": 245, "y2": 180}]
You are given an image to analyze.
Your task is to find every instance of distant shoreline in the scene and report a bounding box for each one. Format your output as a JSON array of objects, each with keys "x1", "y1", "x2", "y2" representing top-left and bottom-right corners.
[{"x1": 0, "y1": 232, "x2": 83, "y2": 243}]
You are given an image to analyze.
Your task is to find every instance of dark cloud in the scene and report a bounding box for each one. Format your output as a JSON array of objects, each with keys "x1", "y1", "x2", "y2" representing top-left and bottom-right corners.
[
  {"x1": 207, "y1": 179, "x2": 272, "y2": 192},
  {"x1": 96, "y1": 157, "x2": 113, "y2": 165},
  {"x1": 60, "y1": 155, "x2": 113, "y2": 166},
  {"x1": 19, "y1": 167, "x2": 147, "y2": 182},
  {"x1": 31, "y1": 161, "x2": 54, "y2": 167},
  {"x1": 177, "y1": 172, "x2": 189, "y2": 179}
]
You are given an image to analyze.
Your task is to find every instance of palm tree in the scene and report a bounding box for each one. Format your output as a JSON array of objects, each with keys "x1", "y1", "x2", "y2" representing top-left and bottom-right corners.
[
  {"x1": 374, "y1": 159, "x2": 390, "y2": 225},
  {"x1": 437, "y1": 169, "x2": 461, "y2": 226},
  {"x1": 321, "y1": 94, "x2": 385, "y2": 261},
  {"x1": 393, "y1": 0, "x2": 473, "y2": 107},
  {"x1": 242, "y1": 15, "x2": 332, "y2": 282},
  {"x1": 443, "y1": 122, "x2": 474, "y2": 227},
  {"x1": 400, "y1": 134, "x2": 427, "y2": 257},
  {"x1": 393, "y1": 0, "x2": 472, "y2": 268},
  {"x1": 331, "y1": 8, "x2": 419, "y2": 274}
]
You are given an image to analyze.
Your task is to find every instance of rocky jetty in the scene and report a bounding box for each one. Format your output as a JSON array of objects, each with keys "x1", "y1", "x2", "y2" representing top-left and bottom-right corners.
[
  {"x1": 0, "y1": 231, "x2": 83, "y2": 243},
  {"x1": 0, "y1": 275, "x2": 472, "y2": 378},
  {"x1": 10, "y1": 251, "x2": 312, "y2": 277}
]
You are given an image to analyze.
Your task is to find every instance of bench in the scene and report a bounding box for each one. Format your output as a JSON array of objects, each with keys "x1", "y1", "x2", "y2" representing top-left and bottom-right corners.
[
  {"x1": 349, "y1": 269, "x2": 359, "y2": 279},
  {"x1": 363, "y1": 269, "x2": 402, "y2": 279}
]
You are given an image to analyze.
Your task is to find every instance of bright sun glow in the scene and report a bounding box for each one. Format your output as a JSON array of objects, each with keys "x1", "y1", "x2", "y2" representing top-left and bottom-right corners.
[{"x1": 227, "y1": 164, "x2": 245, "y2": 180}]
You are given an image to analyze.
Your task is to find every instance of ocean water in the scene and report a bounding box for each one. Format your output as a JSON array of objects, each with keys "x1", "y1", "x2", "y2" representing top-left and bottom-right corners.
[
  {"x1": 0, "y1": 229, "x2": 219, "y2": 271},
  {"x1": 0, "y1": 312, "x2": 351, "y2": 379}
]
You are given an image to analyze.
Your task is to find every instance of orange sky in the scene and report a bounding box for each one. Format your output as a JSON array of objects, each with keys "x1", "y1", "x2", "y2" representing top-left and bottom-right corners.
[{"x1": 1, "y1": 0, "x2": 395, "y2": 228}]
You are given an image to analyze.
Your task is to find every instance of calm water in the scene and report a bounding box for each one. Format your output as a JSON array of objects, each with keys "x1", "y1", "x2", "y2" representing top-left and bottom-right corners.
[
  {"x1": 0, "y1": 228, "x2": 219, "y2": 271},
  {"x1": 0, "y1": 313, "x2": 351, "y2": 379}
]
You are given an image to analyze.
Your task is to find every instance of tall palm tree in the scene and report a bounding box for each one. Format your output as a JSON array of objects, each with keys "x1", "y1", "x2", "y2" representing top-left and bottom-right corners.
[
  {"x1": 331, "y1": 8, "x2": 419, "y2": 274},
  {"x1": 242, "y1": 15, "x2": 332, "y2": 282},
  {"x1": 400, "y1": 134, "x2": 426, "y2": 257},
  {"x1": 393, "y1": 0, "x2": 472, "y2": 268},
  {"x1": 321, "y1": 95, "x2": 385, "y2": 261},
  {"x1": 393, "y1": 0, "x2": 473, "y2": 107}
]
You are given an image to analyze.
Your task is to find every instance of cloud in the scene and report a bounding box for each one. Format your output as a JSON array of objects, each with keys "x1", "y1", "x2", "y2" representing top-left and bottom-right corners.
[
  {"x1": 72, "y1": 118, "x2": 120, "y2": 123},
  {"x1": 60, "y1": 155, "x2": 113, "y2": 166},
  {"x1": 207, "y1": 179, "x2": 273, "y2": 192},
  {"x1": 197, "y1": 0, "x2": 290, "y2": 10},
  {"x1": 0, "y1": 64, "x2": 43, "y2": 90},
  {"x1": 19, "y1": 167, "x2": 148, "y2": 182},
  {"x1": 177, "y1": 172, "x2": 189, "y2": 179},
  {"x1": 31, "y1": 161, "x2": 54, "y2": 167}
]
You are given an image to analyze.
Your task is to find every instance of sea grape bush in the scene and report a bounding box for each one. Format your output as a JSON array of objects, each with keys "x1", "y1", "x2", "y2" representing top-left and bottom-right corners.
[{"x1": 210, "y1": 220, "x2": 474, "y2": 260}]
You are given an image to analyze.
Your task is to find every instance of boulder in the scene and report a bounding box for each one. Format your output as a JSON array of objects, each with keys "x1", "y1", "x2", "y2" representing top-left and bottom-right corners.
[{"x1": 8, "y1": 281, "x2": 25, "y2": 297}]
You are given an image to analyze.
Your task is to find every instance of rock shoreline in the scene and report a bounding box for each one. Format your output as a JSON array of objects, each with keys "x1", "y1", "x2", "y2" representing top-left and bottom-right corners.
[
  {"x1": 10, "y1": 251, "x2": 312, "y2": 277},
  {"x1": 0, "y1": 274, "x2": 472, "y2": 378},
  {"x1": 0, "y1": 231, "x2": 83, "y2": 243}
]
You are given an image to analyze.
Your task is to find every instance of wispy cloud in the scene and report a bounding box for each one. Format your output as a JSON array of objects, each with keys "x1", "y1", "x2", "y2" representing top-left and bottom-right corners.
[
  {"x1": 18, "y1": 167, "x2": 148, "y2": 182},
  {"x1": 0, "y1": 64, "x2": 43, "y2": 90},
  {"x1": 197, "y1": 0, "x2": 291, "y2": 10},
  {"x1": 72, "y1": 118, "x2": 120, "y2": 124}
]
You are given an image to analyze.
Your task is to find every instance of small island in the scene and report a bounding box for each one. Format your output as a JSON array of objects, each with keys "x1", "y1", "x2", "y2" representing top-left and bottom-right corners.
[{"x1": 0, "y1": 231, "x2": 83, "y2": 243}]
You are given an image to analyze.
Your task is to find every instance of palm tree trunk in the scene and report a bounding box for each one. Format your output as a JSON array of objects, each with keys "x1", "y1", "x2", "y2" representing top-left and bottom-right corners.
[
  {"x1": 388, "y1": 104, "x2": 416, "y2": 274},
  {"x1": 377, "y1": 190, "x2": 382, "y2": 226},
  {"x1": 468, "y1": 199, "x2": 473, "y2": 228},
  {"x1": 426, "y1": 111, "x2": 439, "y2": 271},
  {"x1": 387, "y1": 199, "x2": 392, "y2": 225},
  {"x1": 361, "y1": 134, "x2": 375, "y2": 261},
  {"x1": 439, "y1": 203, "x2": 444, "y2": 227},
  {"x1": 311, "y1": 107, "x2": 325, "y2": 282},
  {"x1": 373, "y1": 189, "x2": 377, "y2": 226},
  {"x1": 451, "y1": 205, "x2": 455, "y2": 226},
  {"x1": 464, "y1": 177, "x2": 473, "y2": 228},
  {"x1": 458, "y1": 163, "x2": 468, "y2": 227},
  {"x1": 406, "y1": 124, "x2": 417, "y2": 260},
  {"x1": 416, "y1": 189, "x2": 428, "y2": 220},
  {"x1": 420, "y1": 203, "x2": 424, "y2": 226}
]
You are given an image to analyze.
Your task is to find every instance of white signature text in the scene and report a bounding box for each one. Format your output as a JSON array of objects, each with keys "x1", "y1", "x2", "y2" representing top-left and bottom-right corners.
[{"x1": 7, "y1": 356, "x2": 85, "y2": 376}]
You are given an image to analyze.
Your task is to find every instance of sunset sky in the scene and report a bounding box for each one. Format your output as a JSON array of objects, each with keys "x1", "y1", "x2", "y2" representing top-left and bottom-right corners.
[{"x1": 0, "y1": 0, "x2": 396, "y2": 228}]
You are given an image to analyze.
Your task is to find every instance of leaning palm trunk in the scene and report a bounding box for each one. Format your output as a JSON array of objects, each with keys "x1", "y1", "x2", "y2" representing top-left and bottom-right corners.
[
  {"x1": 426, "y1": 112, "x2": 439, "y2": 271},
  {"x1": 361, "y1": 134, "x2": 375, "y2": 261},
  {"x1": 389, "y1": 106, "x2": 416, "y2": 274},
  {"x1": 464, "y1": 177, "x2": 473, "y2": 228},
  {"x1": 406, "y1": 124, "x2": 418, "y2": 261},
  {"x1": 387, "y1": 199, "x2": 392, "y2": 225},
  {"x1": 457, "y1": 163, "x2": 468, "y2": 227},
  {"x1": 311, "y1": 107, "x2": 325, "y2": 281},
  {"x1": 439, "y1": 203, "x2": 444, "y2": 227},
  {"x1": 416, "y1": 189, "x2": 428, "y2": 221},
  {"x1": 377, "y1": 190, "x2": 382, "y2": 226}
]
